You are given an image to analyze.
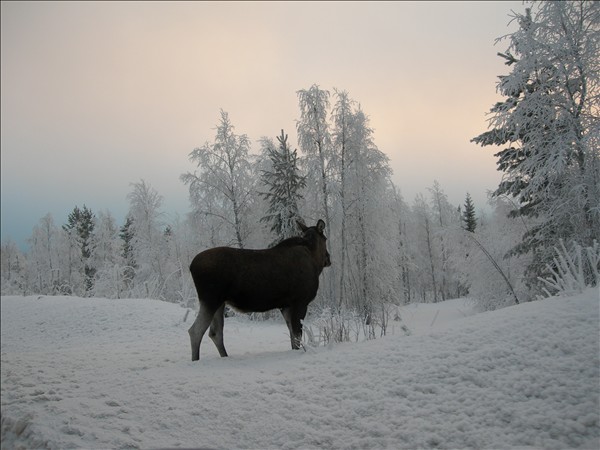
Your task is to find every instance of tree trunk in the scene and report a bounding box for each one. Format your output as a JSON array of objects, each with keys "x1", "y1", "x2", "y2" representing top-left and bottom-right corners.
[{"x1": 424, "y1": 216, "x2": 438, "y2": 302}]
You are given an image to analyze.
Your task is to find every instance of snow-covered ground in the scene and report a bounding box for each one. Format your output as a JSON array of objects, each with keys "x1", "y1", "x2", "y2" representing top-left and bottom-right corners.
[{"x1": 1, "y1": 290, "x2": 599, "y2": 449}]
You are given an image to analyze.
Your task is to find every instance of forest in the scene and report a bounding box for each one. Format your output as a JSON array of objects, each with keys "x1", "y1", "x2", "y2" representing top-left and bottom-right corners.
[{"x1": 1, "y1": 1, "x2": 598, "y2": 338}]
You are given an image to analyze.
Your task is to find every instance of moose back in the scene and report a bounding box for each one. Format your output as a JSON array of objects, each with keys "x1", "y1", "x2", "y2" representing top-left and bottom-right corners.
[{"x1": 187, "y1": 219, "x2": 331, "y2": 361}]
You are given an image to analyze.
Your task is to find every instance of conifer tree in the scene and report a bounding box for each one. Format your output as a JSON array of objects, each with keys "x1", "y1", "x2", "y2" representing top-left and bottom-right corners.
[
  {"x1": 462, "y1": 193, "x2": 477, "y2": 233},
  {"x1": 63, "y1": 205, "x2": 96, "y2": 293},
  {"x1": 472, "y1": 1, "x2": 600, "y2": 281},
  {"x1": 260, "y1": 130, "x2": 306, "y2": 245},
  {"x1": 119, "y1": 215, "x2": 136, "y2": 287}
]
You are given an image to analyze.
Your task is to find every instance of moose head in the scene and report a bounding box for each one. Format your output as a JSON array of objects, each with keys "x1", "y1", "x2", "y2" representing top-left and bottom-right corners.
[{"x1": 297, "y1": 219, "x2": 331, "y2": 269}]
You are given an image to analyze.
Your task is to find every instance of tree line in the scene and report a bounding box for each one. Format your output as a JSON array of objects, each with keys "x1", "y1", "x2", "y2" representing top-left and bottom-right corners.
[
  {"x1": 2, "y1": 1, "x2": 598, "y2": 323},
  {"x1": 0, "y1": 92, "x2": 493, "y2": 311}
]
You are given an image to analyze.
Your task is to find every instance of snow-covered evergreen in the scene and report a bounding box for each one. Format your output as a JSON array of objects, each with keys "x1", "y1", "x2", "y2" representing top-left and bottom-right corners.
[
  {"x1": 259, "y1": 130, "x2": 306, "y2": 246},
  {"x1": 461, "y1": 193, "x2": 477, "y2": 233},
  {"x1": 472, "y1": 0, "x2": 600, "y2": 288},
  {"x1": 63, "y1": 205, "x2": 96, "y2": 293}
]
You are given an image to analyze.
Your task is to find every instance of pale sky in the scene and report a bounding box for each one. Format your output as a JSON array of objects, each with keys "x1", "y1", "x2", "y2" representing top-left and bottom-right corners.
[{"x1": 1, "y1": 1, "x2": 525, "y2": 249}]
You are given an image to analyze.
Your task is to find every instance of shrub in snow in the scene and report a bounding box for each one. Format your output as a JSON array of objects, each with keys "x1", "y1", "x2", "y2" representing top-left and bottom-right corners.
[
  {"x1": 304, "y1": 308, "x2": 361, "y2": 346},
  {"x1": 539, "y1": 240, "x2": 600, "y2": 297},
  {"x1": 304, "y1": 303, "x2": 409, "y2": 347}
]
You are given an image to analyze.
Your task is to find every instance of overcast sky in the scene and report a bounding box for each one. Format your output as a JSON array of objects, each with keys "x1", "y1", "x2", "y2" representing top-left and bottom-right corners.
[{"x1": 1, "y1": 1, "x2": 525, "y2": 250}]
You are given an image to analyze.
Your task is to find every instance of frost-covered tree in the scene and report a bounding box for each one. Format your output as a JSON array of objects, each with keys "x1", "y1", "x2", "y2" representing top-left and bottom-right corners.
[
  {"x1": 27, "y1": 214, "x2": 61, "y2": 294},
  {"x1": 297, "y1": 85, "x2": 338, "y2": 307},
  {"x1": 340, "y1": 106, "x2": 394, "y2": 315},
  {"x1": 402, "y1": 183, "x2": 464, "y2": 303},
  {"x1": 92, "y1": 210, "x2": 119, "y2": 268},
  {"x1": 472, "y1": 1, "x2": 600, "y2": 284},
  {"x1": 331, "y1": 89, "x2": 355, "y2": 307},
  {"x1": 92, "y1": 210, "x2": 128, "y2": 299},
  {"x1": 126, "y1": 180, "x2": 166, "y2": 298},
  {"x1": 463, "y1": 196, "x2": 533, "y2": 311},
  {"x1": 294, "y1": 86, "x2": 402, "y2": 324},
  {"x1": 181, "y1": 110, "x2": 254, "y2": 249},
  {"x1": 119, "y1": 215, "x2": 136, "y2": 291},
  {"x1": 161, "y1": 216, "x2": 197, "y2": 307},
  {"x1": 297, "y1": 85, "x2": 334, "y2": 231},
  {"x1": 428, "y1": 181, "x2": 459, "y2": 301},
  {"x1": 412, "y1": 194, "x2": 439, "y2": 302},
  {"x1": 390, "y1": 183, "x2": 413, "y2": 304},
  {"x1": 260, "y1": 130, "x2": 306, "y2": 245},
  {"x1": 1, "y1": 239, "x2": 27, "y2": 295}
]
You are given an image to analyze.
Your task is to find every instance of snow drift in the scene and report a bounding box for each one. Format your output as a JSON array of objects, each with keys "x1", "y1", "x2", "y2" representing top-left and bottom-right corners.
[{"x1": 1, "y1": 290, "x2": 599, "y2": 449}]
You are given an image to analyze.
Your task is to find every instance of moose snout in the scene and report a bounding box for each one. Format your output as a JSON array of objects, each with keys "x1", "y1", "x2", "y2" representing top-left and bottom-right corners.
[{"x1": 324, "y1": 251, "x2": 332, "y2": 267}]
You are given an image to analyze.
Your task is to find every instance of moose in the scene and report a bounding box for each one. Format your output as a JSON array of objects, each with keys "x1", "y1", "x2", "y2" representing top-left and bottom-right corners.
[{"x1": 187, "y1": 219, "x2": 331, "y2": 361}]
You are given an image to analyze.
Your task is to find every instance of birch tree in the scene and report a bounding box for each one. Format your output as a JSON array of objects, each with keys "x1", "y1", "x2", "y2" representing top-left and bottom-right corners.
[
  {"x1": 297, "y1": 85, "x2": 338, "y2": 306},
  {"x1": 1, "y1": 239, "x2": 27, "y2": 295},
  {"x1": 429, "y1": 182, "x2": 451, "y2": 301},
  {"x1": 181, "y1": 110, "x2": 254, "y2": 249},
  {"x1": 428, "y1": 181, "x2": 464, "y2": 300},
  {"x1": 127, "y1": 180, "x2": 166, "y2": 298},
  {"x1": 27, "y1": 214, "x2": 61, "y2": 294},
  {"x1": 331, "y1": 89, "x2": 355, "y2": 307},
  {"x1": 391, "y1": 183, "x2": 413, "y2": 304},
  {"x1": 296, "y1": 85, "x2": 334, "y2": 231},
  {"x1": 92, "y1": 210, "x2": 127, "y2": 299},
  {"x1": 412, "y1": 194, "x2": 439, "y2": 302},
  {"x1": 340, "y1": 106, "x2": 394, "y2": 316}
]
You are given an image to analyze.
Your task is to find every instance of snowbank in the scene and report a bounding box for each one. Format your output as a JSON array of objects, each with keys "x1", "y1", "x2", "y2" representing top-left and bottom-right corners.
[
  {"x1": 1, "y1": 290, "x2": 599, "y2": 449},
  {"x1": 395, "y1": 297, "x2": 478, "y2": 335}
]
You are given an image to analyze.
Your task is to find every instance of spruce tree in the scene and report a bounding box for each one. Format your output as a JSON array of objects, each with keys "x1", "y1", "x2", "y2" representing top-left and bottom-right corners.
[
  {"x1": 471, "y1": 1, "x2": 600, "y2": 281},
  {"x1": 119, "y1": 215, "x2": 136, "y2": 287},
  {"x1": 462, "y1": 193, "x2": 477, "y2": 233},
  {"x1": 260, "y1": 130, "x2": 306, "y2": 245},
  {"x1": 63, "y1": 205, "x2": 96, "y2": 292}
]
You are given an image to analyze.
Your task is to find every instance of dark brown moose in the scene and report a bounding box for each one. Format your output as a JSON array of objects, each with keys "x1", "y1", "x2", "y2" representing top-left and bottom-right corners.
[{"x1": 188, "y1": 219, "x2": 331, "y2": 361}]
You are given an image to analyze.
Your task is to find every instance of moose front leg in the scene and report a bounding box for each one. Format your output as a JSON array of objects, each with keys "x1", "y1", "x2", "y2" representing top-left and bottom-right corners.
[{"x1": 281, "y1": 305, "x2": 307, "y2": 350}]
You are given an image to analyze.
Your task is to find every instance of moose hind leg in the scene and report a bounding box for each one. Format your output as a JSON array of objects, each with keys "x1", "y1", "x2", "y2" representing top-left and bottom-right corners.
[
  {"x1": 188, "y1": 302, "x2": 218, "y2": 361},
  {"x1": 209, "y1": 303, "x2": 228, "y2": 357}
]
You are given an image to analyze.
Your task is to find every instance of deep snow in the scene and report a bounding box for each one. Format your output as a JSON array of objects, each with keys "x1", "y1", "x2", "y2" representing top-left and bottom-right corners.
[{"x1": 1, "y1": 290, "x2": 599, "y2": 449}]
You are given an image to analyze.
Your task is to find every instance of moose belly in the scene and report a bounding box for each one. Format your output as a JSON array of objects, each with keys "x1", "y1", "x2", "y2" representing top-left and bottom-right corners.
[{"x1": 224, "y1": 281, "x2": 305, "y2": 313}]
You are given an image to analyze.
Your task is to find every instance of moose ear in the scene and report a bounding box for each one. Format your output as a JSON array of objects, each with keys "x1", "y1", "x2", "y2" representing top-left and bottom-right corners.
[
  {"x1": 316, "y1": 219, "x2": 326, "y2": 233},
  {"x1": 296, "y1": 219, "x2": 308, "y2": 232}
]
